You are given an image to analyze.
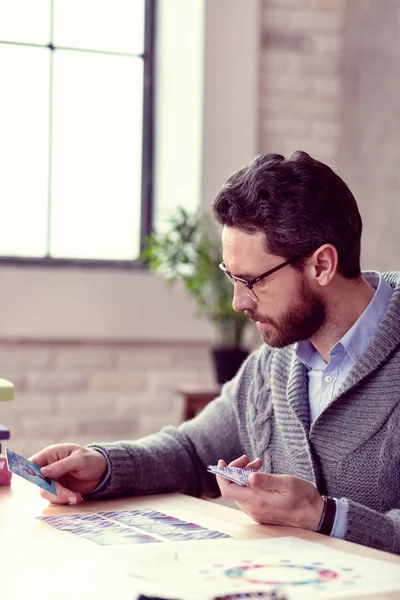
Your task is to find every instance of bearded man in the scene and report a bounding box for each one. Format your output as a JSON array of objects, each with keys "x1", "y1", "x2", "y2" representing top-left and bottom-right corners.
[{"x1": 31, "y1": 151, "x2": 400, "y2": 554}]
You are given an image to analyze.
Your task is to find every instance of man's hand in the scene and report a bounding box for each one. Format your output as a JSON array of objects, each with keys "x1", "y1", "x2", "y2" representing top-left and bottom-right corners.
[
  {"x1": 216, "y1": 456, "x2": 324, "y2": 531},
  {"x1": 29, "y1": 443, "x2": 108, "y2": 505}
]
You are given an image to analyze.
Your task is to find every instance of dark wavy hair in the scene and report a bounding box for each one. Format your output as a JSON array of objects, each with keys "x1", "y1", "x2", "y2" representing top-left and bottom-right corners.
[{"x1": 212, "y1": 151, "x2": 362, "y2": 278}]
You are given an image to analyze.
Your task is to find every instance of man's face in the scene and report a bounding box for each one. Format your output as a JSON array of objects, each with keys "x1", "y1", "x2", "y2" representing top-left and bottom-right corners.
[{"x1": 222, "y1": 227, "x2": 326, "y2": 347}]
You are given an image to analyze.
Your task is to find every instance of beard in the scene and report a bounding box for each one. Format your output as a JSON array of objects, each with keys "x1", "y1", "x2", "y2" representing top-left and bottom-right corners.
[{"x1": 246, "y1": 279, "x2": 326, "y2": 348}]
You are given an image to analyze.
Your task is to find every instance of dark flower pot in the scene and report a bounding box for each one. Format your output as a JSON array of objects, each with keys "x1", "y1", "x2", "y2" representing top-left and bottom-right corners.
[{"x1": 211, "y1": 348, "x2": 249, "y2": 384}]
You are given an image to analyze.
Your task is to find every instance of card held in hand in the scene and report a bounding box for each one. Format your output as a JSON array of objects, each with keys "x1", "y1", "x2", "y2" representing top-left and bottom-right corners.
[
  {"x1": 6, "y1": 448, "x2": 57, "y2": 495},
  {"x1": 207, "y1": 465, "x2": 257, "y2": 486}
]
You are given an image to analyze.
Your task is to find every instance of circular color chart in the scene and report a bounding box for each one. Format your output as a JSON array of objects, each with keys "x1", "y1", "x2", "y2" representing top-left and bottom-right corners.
[{"x1": 224, "y1": 563, "x2": 339, "y2": 586}]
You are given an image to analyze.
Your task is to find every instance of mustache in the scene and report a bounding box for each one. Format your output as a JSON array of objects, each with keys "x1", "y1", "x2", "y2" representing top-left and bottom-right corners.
[{"x1": 245, "y1": 311, "x2": 270, "y2": 324}]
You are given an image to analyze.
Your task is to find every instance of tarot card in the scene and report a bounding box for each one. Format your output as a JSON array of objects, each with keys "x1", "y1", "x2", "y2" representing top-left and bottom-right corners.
[
  {"x1": 5, "y1": 448, "x2": 57, "y2": 495},
  {"x1": 98, "y1": 509, "x2": 187, "y2": 527},
  {"x1": 90, "y1": 531, "x2": 158, "y2": 546},
  {"x1": 39, "y1": 514, "x2": 111, "y2": 533},
  {"x1": 207, "y1": 465, "x2": 257, "y2": 486}
]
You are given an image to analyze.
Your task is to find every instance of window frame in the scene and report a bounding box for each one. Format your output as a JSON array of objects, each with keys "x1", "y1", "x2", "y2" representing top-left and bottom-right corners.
[{"x1": 0, "y1": 0, "x2": 155, "y2": 270}]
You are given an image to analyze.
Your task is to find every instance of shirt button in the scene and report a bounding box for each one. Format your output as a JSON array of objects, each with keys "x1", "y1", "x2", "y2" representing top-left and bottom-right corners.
[{"x1": 325, "y1": 375, "x2": 333, "y2": 383}]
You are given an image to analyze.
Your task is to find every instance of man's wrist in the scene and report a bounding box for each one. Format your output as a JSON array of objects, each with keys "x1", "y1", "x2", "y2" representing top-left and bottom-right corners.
[
  {"x1": 85, "y1": 446, "x2": 112, "y2": 495},
  {"x1": 93, "y1": 449, "x2": 108, "y2": 484},
  {"x1": 295, "y1": 492, "x2": 324, "y2": 531},
  {"x1": 299, "y1": 492, "x2": 324, "y2": 531},
  {"x1": 314, "y1": 496, "x2": 337, "y2": 536}
]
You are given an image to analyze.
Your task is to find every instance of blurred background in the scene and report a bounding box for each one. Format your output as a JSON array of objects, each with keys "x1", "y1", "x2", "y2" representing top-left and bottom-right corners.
[{"x1": 0, "y1": 0, "x2": 399, "y2": 456}]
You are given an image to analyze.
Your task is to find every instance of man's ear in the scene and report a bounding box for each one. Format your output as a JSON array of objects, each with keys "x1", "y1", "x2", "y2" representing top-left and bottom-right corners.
[{"x1": 309, "y1": 244, "x2": 338, "y2": 287}]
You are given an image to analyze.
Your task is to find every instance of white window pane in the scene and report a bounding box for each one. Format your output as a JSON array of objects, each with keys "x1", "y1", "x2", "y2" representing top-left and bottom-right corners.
[
  {"x1": 50, "y1": 51, "x2": 143, "y2": 260},
  {"x1": 0, "y1": 0, "x2": 51, "y2": 45},
  {"x1": 53, "y1": 0, "x2": 145, "y2": 54},
  {"x1": 0, "y1": 45, "x2": 50, "y2": 256}
]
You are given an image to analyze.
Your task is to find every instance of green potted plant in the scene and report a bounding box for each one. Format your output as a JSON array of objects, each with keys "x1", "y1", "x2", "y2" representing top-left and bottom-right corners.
[{"x1": 141, "y1": 207, "x2": 249, "y2": 383}]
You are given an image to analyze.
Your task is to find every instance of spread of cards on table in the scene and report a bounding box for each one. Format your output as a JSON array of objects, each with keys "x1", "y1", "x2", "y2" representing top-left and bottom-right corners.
[
  {"x1": 37, "y1": 508, "x2": 231, "y2": 546},
  {"x1": 207, "y1": 465, "x2": 256, "y2": 486}
]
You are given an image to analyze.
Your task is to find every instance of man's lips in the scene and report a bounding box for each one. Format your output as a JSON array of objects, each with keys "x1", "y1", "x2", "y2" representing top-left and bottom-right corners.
[
  {"x1": 247, "y1": 315, "x2": 270, "y2": 329},
  {"x1": 247, "y1": 314, "x2": 266, "y2": 323}
]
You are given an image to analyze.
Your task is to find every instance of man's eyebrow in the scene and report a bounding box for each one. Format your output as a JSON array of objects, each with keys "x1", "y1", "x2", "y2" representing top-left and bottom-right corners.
[
  {"x1": 223, "y1": 263, "x2": 257, "y2": 280},
  {"x1": 235, "y1": 272, "x2": 257, "y2": 280}
]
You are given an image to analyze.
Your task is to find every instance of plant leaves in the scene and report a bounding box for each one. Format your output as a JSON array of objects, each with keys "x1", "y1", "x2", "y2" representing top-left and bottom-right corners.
[{"x1": 141, "y1": 208, "x2": 249, "y2": 348}]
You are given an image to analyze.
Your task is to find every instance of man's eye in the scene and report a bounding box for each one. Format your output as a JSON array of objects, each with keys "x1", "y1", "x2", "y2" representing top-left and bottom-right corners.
[{"x1": 255, "y1": 278, "x2": 267, "y2": 287}]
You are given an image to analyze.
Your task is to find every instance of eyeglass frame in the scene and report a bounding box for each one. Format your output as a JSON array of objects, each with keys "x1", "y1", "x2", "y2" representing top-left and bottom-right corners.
[{"x1": 219, "y1": 255, "x2": 305, "y2": 302}]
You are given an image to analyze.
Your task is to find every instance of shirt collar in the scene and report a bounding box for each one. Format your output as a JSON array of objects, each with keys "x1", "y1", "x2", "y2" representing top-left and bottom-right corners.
[{"x1": 296, "y1": 271, "x2": 393, "y2": 369}]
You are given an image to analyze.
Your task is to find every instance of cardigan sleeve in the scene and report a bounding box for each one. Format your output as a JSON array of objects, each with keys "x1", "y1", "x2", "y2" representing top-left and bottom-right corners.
[
  {"x1": 343, "y1": 499, "x2": 400, "y2": 554},
  {"x1": 85, "y1": 349, "x2": 266, "y2": 500}
]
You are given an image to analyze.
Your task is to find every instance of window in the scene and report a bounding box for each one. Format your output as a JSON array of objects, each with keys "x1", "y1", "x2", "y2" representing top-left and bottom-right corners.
[{"x1": 0, "y1": 0, "x2": 154, "y2": 266}]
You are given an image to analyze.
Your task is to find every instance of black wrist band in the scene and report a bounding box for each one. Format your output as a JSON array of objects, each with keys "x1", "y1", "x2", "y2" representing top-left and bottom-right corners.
[{"x1": 314, "y1": 496, "x2": 337, "y2": 536}]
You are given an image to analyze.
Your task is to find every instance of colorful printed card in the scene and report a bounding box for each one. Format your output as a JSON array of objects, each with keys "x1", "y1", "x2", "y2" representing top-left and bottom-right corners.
[{"x1": 6, "y1": 448, "x2": 57, "y2": 495}]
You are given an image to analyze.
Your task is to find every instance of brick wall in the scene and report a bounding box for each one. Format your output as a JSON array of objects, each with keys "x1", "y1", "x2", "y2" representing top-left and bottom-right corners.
[
  {"x1": 338, "y1": 0, "x2": 400, "y2": 271},
  {"x1": 260, "y1": 0, "x2": 346, "y2": 168},
  {"x1": 0, "y1": 341, "x2": 215, "y2": 457}
]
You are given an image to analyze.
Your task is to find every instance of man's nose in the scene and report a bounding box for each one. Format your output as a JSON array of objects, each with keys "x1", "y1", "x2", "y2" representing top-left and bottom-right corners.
[{"x1": 232, "y1": 283, "x2": 256, "y2": 313}]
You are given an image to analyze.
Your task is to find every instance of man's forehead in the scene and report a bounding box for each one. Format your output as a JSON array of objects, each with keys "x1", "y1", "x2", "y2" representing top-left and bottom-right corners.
[
  {"x1": 221, "y1": 227, "x2": 275, "y2": 272},
  {"x1": 222, "y1": 226, "x2": 265, "y2": 247},
  {"x1": 222, "y1": 227, "x2": 267, "y2": 258}
]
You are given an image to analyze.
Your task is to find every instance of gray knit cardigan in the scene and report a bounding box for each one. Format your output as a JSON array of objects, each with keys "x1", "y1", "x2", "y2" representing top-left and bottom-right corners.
[{"x1": 90, "y1": 272, "x2": 400, "y2": 555}]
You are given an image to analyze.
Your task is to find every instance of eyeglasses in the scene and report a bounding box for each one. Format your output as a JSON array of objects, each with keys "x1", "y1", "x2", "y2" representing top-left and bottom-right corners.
[{"x1": 219, "y1": 256, "x2": 303, "y2": 302}]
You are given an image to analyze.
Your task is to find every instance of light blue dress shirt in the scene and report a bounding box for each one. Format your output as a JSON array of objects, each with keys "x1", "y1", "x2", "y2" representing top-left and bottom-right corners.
[{"x1": 295, "y1": 271, "x2": 393, "y2": 538}]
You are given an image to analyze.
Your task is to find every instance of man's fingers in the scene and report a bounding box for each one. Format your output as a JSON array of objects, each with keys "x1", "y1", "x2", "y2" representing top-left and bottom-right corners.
[
  {"x1": 39, "y1": 454, "x2": 82, "y2": 479},
  {"x1": 40, "y1": 481, "x2": 83, "y2": 506},
  {"x1": 248, "y1": 472, "x2": 288, "y2": 491},
  {"x1": 29, "y1": 450, "x2": 52, "y2": 467},
  {"x1": 246, "y1": 457, "x2": 263, "y2": 470},
  {"x1": 227, "y1": 455, "x2": 262, "y2": 470},
  {"x1": 29, "y1": 444, "x2": 80, "y2": 468},
  {"x1": 216, "y1": 475, "x2": 254, "y2": 501},
  {"x1": 216, "y1": 456, "x2": 264, "y2": 500},
  {"x1": 227, "y1": 455, "x2": 249, "y2": 468}
]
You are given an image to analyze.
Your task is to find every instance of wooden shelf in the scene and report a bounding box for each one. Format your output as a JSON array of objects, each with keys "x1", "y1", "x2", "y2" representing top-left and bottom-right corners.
[{"x1": 177, "y1": 383, "x2": 222, "y2": 420}]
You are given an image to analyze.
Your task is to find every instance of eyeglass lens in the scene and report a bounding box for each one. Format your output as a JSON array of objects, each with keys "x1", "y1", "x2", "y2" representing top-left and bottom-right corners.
[{"x1": 223, "y1": 271, "x2": 258, "y2": 302}]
